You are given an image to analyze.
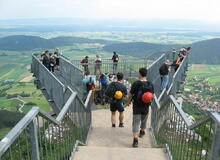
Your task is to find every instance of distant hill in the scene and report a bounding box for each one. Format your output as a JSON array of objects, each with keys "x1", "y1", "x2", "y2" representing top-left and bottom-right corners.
[
  {"x1": 0, "y1": 35, "x2": 115, "y2": 51},
  {"x1": 103, "y1": 42, "x2": 179, "y2": 57},
  {"x1": 190, "y1": 39, "x2": 220, "y2": 64},
  {"x1": 0, "y1": 35, "x2": 220, "y2": 64},
  {"x1": 103, "y1": 39, "x2": 220, "y2": 64}
]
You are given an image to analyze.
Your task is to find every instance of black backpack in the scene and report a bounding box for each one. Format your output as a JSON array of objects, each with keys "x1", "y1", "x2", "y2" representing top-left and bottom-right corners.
[
  {"x1": 113, "y1": 55, "x2": 119, "y2": 62},
  {"x1": 86, "y1": 77, "x2": 94, "y2": 92},
  {"x1": 134, "y1": 81, "x2": 154, "y2": 104},
  {"x1": 50, "y1": 57, "x2": 56, "y2": 65},
  {"x1": 159, "y1": 64, "x2": 168, "y2": 75}
]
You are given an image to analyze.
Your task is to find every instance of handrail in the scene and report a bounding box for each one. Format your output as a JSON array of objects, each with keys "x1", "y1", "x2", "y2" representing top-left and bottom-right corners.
[
  {"x1": 211, "y1": 112, "x2": 220, "y2": 126},
  {"x1": 147, "y1": 53, "x2": 165, "y2": 69},
  {"x1": 0, "y1": 107, "x2": 40, "y2": 156},
  {"x1": 56, "y1": 91, "x2": 77, "y2": 122},
  {"x1": 170, "y1": 95, "x2": 192, "y2": 127},
  {"x1": 61, "y1": 56, "x2": 84, "y2": 73}
]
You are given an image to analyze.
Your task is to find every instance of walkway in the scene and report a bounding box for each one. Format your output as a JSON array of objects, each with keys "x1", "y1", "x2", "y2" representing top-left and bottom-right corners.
[{"x1": 74, "y1": 106, "x2": 168, "y2": 160}]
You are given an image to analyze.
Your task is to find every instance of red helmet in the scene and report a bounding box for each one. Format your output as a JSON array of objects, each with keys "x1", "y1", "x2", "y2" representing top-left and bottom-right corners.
[{"x1": 142, "y1": 92, "x2": 154, "y2": 103}]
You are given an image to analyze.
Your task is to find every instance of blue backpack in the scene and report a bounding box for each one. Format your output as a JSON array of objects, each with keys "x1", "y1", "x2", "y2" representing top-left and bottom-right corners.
[{"x1": 101, "y1": 75, "x2": 107, "y2": 85}]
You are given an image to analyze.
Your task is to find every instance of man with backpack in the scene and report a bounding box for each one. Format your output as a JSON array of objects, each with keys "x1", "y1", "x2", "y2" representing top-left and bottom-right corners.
[
  {"x1": 105, "y1": 72, "x2": 127, "y2": 128},
  {"x1": 112, "y1": 52, "x2": 119, "y2": 74},
  {"x1": 82, "y1": 70, "x2": 95, "y2": 94},
  {"x1": 159, "y1": 60, "x2": 170, "y2": 91},
  {"x1": 128, "y1": 68, "x2": 154, "y2": 148}
]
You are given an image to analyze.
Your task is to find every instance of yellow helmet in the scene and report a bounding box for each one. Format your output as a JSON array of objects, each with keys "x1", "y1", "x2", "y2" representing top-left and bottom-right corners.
[{"x1": 114, "y1": 91, "x2": 123, "y2": 99}]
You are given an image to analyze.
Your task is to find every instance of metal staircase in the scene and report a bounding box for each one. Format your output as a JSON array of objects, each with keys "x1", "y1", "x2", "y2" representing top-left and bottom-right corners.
[{"x1": 0, "y1": 51, "x2": 220, "y2": 160}]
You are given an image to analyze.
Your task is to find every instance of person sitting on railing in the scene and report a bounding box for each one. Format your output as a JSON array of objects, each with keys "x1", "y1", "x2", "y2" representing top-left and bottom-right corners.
[
  {"x1": 41, "y1": 50, "x2": 50, "y2": 70},
  {"x1": 53, "y1": 48, "x2": 62, "y2": 70},
  {"x1": 174, "y1": 47, "x2": 187, "y2": 71},
  {"x1": 81, "y1": 56, "x2": 89, "y2": 72},
  {"x1": 105, "y1": 72, "x2": 127, "y2": 128},
  {"x1": 159, "y1": 60, "x2": 171, "y2": 91},
  {"x1": 82, "y1": 70, "x2": 95, "y2": 95},
  {"x1": 128, "y1": 68, "x2": 154, "y2": 148},
  {"x1": 94, "y1": 55, "x2": 102, "y2": 75},
  {"x1": 112, "y1": 52, "x2": 119, "y2": 75}
]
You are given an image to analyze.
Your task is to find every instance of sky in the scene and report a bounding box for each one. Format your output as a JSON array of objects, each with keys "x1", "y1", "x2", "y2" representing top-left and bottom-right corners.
[{"x1": 0, "y1": 0, "x2": 220, "y2": 23}]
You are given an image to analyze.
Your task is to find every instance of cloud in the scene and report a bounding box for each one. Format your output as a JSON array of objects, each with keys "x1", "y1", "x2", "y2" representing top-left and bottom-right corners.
[{"x1": 0, "y1": 0, "x2": 220, "y2": 22}]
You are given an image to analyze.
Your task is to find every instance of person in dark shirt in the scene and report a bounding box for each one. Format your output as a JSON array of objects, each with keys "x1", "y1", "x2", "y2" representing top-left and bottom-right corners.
[
  {"x1": 128, "y1": 68, "x2": 154, "y2": 148},
  {"x1": 105, "y1": 72, "x2": 127, "y2": 128},
  {"x1": 81, "y1": 56, "x2": 89, "y2": 72},
  {"x1": 112, "y1": 52, "x2": 119, "y2": 74},
  {"x1": 159, "y1": 60, "x2": 170, "y2": 91},
  {"x1": 42, "y1": 50, "x2": 50, "y2": 70}
]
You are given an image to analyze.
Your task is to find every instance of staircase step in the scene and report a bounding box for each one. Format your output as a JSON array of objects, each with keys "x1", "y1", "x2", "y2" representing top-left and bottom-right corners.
[
  {"x1": 74, "y1": 146, "x2": 168, "y2": 160},
  {"x1": 88, "y1": 127, "x2": 152, "y2": 148}
]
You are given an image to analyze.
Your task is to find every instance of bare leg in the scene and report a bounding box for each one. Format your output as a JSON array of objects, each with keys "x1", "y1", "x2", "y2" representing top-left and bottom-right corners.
[
  {"x1": 119, "y1": 112, "x2": 124, "y2": 123},
  {"x1": 111, "y1": 112, "x2": 116, "y2": 125}
]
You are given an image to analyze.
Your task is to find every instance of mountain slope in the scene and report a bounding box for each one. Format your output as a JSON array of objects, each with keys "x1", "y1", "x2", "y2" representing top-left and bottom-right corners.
[
  {"x1": 103, "y1": 42, "x2": 179, "y2": 57},
  {"x1": 103, "y1": 39, "x2": 220, "y2": 64},
  {"x1": 0, "y1": 35, "x2": 115, "y2": 51},
  {"x1": 190, "y1": 38, "x2": 220, "y2": 64}
]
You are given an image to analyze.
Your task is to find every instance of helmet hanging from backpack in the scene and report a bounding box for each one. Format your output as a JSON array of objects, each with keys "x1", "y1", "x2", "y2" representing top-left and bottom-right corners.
[
  {"x1": 114, "y1": 90, "x2": 123, "y2": 100},
  {"x1": 141, "y1": 92, "x2": 154, "y2": 103}
]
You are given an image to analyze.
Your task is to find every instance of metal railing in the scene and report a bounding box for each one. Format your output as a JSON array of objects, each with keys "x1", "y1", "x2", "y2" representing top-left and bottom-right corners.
[
  {"x1": 151, "y1": 94, "x2": 220, "y2": 160},
  {"x1": 59, "y1": 57, "x2": 85, "y2": 97},
  {"x1": 0, "y1": 54, "x2": 92, "y2": 160},
  {"x1": 150, "y1": 55, "x2": 220, "y2": 160},
  {"x1": 72, "y1": 58, "x2": 147, "y2": 78}
]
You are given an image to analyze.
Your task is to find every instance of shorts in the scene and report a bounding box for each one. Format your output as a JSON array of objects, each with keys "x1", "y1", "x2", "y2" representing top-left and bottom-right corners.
[
  {"x1": 132, "y1": 113, "x2": 148, "y2": 133},
  {"x1": 110, "y1": 100, "x2": 124, "y2": 112}
]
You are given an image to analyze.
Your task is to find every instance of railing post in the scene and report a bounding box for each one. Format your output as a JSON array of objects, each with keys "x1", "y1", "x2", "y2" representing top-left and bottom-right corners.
[
  {"x1": 30, "y1": 118, "x2": 40, "y2": 160},
  {"x1": 210, "y1": 124, "x2": 220, "y2": 160}
]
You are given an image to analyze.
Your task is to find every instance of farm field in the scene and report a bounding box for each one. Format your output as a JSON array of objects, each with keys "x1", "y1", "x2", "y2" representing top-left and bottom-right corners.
[{"x1": 187, "y1": 64, "x2": 220, "y2": 87}]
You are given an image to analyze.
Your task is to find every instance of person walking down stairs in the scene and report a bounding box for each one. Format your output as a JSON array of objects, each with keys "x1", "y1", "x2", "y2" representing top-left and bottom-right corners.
[
  {"x1": 128, "y1": 68, "x2": 154, "y2": 148},
  {"x1": 105, "y1": 72, "x2": 127, "y2": 128}
]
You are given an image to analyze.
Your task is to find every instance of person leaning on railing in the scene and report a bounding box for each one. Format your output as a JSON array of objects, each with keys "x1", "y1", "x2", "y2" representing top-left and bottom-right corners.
[
  {"x1": 174, "y1": 47, "x2": 188, "y2": 71},
  {"x1": 159, "y1": 60, "x2": 171, "y2": 91}
]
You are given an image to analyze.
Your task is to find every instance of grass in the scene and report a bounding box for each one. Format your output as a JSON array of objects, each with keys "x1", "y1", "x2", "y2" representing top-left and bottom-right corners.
[
  {"x1": 0, "y1": 128, "x2": 11, "y2": 139},
  {"x1": 0, "y1": 99, "x2": 20, "y2": 111},
  {"x1": 187, "y1": 64, "x2": 220, "y2": 87},
  {"x1": 22, "y1": 96, "x2": 51, "y2": 112}
]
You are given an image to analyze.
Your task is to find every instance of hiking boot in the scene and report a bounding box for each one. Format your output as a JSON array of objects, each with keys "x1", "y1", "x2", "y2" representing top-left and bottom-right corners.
[
  {"x1": 132, "y1": 138, "x2": 138, "y2": 148},
  {"x1": 139, "y1": 130, "x2": 145, "y2": 138},
  {"x1": 112, "y1": 124, "x2": 116, "y2": 128},
  {"x1": 119, "y1": 123, "x2": 124, "y2": 127}
]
